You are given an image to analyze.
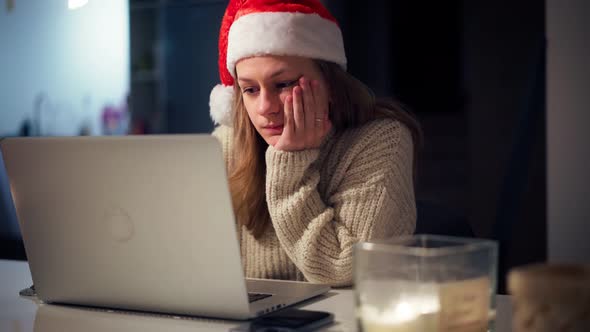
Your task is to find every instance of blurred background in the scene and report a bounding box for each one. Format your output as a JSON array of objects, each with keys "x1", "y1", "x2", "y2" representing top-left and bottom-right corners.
[{"x1": 1, "y1": 0, "x2": 588, "y2": 294}]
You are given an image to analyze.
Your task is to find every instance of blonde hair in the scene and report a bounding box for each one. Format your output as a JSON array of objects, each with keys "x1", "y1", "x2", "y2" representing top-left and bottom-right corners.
[{"x1": 229, "y1": 60, "x2": 422, "y2": 238}]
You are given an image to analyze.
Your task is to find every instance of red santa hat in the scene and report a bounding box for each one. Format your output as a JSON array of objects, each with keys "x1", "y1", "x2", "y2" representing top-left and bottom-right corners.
[{"x1": 209, "y1": 0, "x2": 347, "y2": 126}]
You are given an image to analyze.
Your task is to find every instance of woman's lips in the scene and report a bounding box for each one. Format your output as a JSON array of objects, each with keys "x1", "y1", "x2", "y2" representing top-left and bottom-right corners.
[{"x1": 263, "y1": 125, "x2": 284, "y2": 134}]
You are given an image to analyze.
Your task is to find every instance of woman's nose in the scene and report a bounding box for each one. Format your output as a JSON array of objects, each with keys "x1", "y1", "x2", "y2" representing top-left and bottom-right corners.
[{"x1": 257, "y1": 90, "x2": 280, "y2": 116}]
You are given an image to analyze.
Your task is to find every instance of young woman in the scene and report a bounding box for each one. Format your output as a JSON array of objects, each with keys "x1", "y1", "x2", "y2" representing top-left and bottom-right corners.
[{"x1": 208, "y1": 0, "x2": 422, "y2": 287}]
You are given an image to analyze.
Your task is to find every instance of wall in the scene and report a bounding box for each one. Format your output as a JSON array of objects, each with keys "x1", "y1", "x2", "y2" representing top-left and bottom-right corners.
[
  {"x1": 547, "y1": 0, "x2": 590, "y2": 263},
  {"x1": 463, "y1": 0, "x2": 546, "y2": 293},
  {"x1": 163, "y1": 1, "x2": 226, "y2": 134},
  {"x1": 0, "y1": 0, "x2": 129, "y2": 136}
]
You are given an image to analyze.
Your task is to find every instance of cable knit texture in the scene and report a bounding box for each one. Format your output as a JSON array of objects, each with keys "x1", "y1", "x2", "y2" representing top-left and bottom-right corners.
[{"x1": 212, "y1": 118, "x2": 416, "y2": 287}]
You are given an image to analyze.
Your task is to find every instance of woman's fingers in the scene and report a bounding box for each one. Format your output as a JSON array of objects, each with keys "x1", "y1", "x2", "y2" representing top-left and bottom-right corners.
[
  {"x1": 292, "y1": 86, "x2": 304, "y2": 135},
  {"x1": 300, "y1": 77, "x2": 316, "y2": 135},
  {"x1": 312, "y1": 80, "x2": 323, "y2": 120},
  {"x1": 283, "y1": 95, "x2": 295, "y2": 138},
  {"x1": 275, "y1": 77, "x2": 330, "y2": 151},
  {"x1": 312, "y1": 80, "x2": 326, "y2": 133}
]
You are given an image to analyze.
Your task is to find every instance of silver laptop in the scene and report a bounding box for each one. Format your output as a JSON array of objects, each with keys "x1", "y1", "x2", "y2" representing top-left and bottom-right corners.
[{"x1": 0, "y1": 135, "x2": 329, "y2": 320}]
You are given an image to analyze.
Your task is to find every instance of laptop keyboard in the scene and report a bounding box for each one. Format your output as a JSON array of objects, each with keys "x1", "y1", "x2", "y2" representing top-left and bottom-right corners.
[{"x1": 248, "y1": 292, "x2": 272, "y2": 303}]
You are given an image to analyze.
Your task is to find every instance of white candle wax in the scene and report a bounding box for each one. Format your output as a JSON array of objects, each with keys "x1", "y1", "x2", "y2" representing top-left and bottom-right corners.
[{"x1": 359, "y1": 296, "x2": 440, "y2": 332}]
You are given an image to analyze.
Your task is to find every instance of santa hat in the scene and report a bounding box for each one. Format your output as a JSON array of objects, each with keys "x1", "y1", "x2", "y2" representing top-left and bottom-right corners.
[{"x1": 209, "y1": 0, "x2": 347, "y2": 126}]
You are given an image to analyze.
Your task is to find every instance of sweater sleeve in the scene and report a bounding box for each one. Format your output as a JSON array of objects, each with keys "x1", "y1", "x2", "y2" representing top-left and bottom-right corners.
[{"x1": 265, "y1": 120, "x2": 416, "y2": 286}]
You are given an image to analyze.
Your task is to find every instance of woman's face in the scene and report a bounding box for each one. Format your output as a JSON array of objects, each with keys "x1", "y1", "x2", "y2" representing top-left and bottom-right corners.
[{"x1": 235, "y1": 55, "x2": 328, "y2": 147}]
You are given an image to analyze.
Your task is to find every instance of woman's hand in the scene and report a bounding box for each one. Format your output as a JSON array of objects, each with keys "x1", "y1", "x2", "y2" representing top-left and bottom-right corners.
[{"x1": 274, "y1": 77, "x2": 332, "y2": 151}]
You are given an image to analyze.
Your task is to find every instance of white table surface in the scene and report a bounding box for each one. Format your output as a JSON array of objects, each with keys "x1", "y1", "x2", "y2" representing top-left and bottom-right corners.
[{"x1": 0, "y1": 259, "x2": 512, "y2": 331}]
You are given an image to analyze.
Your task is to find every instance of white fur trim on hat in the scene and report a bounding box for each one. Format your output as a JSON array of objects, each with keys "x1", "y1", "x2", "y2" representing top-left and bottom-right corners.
[
  {"x1": 209, "y1": 84, "x2": 234, "y2": 126},
  {"x1": 227, "y1": 12, "x2": 346, "y2": 77}
]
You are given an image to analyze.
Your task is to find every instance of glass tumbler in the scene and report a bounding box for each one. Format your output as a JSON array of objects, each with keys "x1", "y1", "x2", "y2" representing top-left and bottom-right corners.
[{"x1": 354, "y1": 235, "x2": 498, "y2": 332}]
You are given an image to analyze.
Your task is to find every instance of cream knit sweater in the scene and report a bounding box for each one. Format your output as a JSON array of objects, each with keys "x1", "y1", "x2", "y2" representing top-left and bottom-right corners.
[{"x1": 212, "y1": 118, "x2": 416, "y2": 287}]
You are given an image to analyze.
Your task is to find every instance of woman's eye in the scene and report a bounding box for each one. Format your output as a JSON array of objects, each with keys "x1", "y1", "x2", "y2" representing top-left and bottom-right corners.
[
  {"x1": 276, "y1": 80, "x2": 298, "y2": 90},
  {"x1": 242, "y1": 87, "x2": 258, "y2": 95}
]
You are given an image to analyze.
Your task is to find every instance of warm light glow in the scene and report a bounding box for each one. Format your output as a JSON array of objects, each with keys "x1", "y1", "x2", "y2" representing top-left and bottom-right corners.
[
  {"x1": 68, "y1": 0, "x2": 88, "y2": 10},
  {"x1": 361, "y1": 297, "x2": 440, "y2": 325},
  {"x1": 359, "y1": 296, "x2": 440, "y2": 332}
]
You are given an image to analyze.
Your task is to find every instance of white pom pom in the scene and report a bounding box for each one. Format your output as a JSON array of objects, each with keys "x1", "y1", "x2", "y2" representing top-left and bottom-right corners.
[{"x1": 209, "y1": 84, "x2": 234, "y2": 126}]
